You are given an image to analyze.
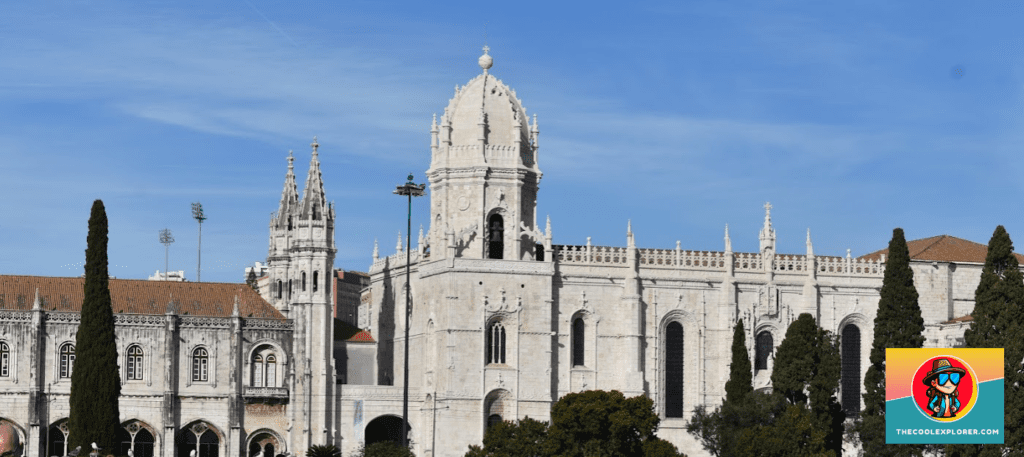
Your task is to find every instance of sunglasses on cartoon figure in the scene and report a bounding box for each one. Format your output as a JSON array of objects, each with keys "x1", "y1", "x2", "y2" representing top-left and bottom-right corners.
[{"x1": 937, "y1": 373, "x2": 961, "y2": 385}]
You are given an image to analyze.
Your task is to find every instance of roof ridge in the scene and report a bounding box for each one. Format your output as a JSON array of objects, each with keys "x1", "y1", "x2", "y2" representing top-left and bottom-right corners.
[{"x1": 912, "y1": 234, "x2": 949, "y2": 258}]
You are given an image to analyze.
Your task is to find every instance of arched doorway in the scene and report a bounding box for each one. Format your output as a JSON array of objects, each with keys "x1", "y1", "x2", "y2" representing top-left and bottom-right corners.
[
  {"x1": 177, "y1": 422, "x2": 220, "y2": 457},
  {"x1": 364, "y1": 416, "x2": 409, "y2": 448},
  {"x1": 47, "y1": 419, "x2": 69, "y2": 457},
  {"x1": 117, "y1": 421, "x2": 156, "y2": 457}
]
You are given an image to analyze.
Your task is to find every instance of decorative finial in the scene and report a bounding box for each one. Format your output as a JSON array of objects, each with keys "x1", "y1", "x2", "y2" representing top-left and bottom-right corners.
[
  {"x1": 232, "y1": 295, "x2": 240, "y2": 317},
  {"x1": 478, "y1": 45, "x2": 493, "y2": 71},
  {"x1": 33, "y1": 287, "x2": 41, "y2": 310},
  {"x1": 287, "y1": 150, "x2": 294, "y2": 170},
  {"x1": 432, "y1": 113, "x2": 437, "y2": 128},
  {"x1": 546, "y1": 215, "x2": 552, "y2": 235},
  {"x1": 725, "y1": 224, "x2": 732, "y2": 252},
  {"x1": 764, "y1": 201, "x2": 772, "y2": 216},
  {"x1": 311, "y1": 136, "x2": 319, "y2": 155},
  {"x1": 373, "y1": 238, "x2": 379, "y2": 260},
  {"x1": 627, "y1": 219, "x2": 632, "y2": 235},
  {"x1": 397, "y1": 231, "x2": 403, "y2": 253},
  {"x1": 806, "y1": 228, "x2": 814, "y2": 256}
]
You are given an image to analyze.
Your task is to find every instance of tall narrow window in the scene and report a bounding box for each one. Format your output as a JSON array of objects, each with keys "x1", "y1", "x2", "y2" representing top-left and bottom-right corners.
[
  {"x1": 572, "y1": 318, "x2": 585, "y2": 367},
  {"x1": 266, "y1": 355, "x2": 277, "y2": 387},
  {"x1": 302, "y1": 272, "x2": 307, "y2": 291},
  {"x1": 313, "y1": 204, "x2": 319, "y2": 220},
  {"x1": 536, "y1": 244, "x2": 545, "y2": 262},
  {"x1": 842, "y1": 324, "x2": 862, "y2": 414},
  {"x1": 665, "y1": 322, "x2": 684, "y2": 418},
  {"x1": 287, "y1": 217, "x2": 293, "y2": 231},
  {"x1": 0, "y1": 342, "x2": 9, "y2": 377},
  {"x1": 755, "y1": 331, "x2": 773, "y2": 371},
  {"x1": 486, "y1": 322, "x2": 506, "y2": 364},
  {"x1": 487, "y1": 214, "x2": 504, "y2": 260},
  {"x1": 276, "y1": 280, "x2": 282, "y2": 299},
  {"x1": 127, "y1": 345, "x2": 144, "y2": 380},
  {"x1": 60, "y1": 343, "x2": 75, "y2": 379},
  {"x1": 313, "y1": 271, "x2": 319, "y2": 293},
  {"x1": 253, "y1": 355, "x2": 264, "y2": 387},
  {"x1": 192, "y1": 348, "x2": 209, "y2": 382}
]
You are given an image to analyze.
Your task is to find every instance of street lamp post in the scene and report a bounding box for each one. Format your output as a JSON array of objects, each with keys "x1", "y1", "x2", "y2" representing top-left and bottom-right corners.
[
  {"x1": 192, "y1": 203, "x2": 207, "y2": 282},
  {"x1": 394, "y1": 173, "x2": 425, "y2": 449},
  {"x1": 160, "y1": 228, "x2": 175, "y2": 281}
]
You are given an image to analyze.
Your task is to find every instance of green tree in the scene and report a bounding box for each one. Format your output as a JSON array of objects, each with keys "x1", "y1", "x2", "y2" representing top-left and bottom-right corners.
[
  {"x1": 469, "y1": 391, "x2": 685, "y2": 457},
  {"x1": 725, "y1": 319, "x2": 753, "y2": 406},
  {"x1": 855, "y1": 228, "x2": 926, "y2": 457},
  {"x1": 305, "y1": 445, "x2": 341, "y2": 457},
  {"x1": 69, "y1": 200, "x2": 121, "y2": 453},
  {"x1": 465, "y1": 417, "x2": 549, "y2": 457},
  {"x1": 688, "y1": 391, "x2": 831, "y2": 457},
  {"x1": 771, "y1": 313, "x2": 844, "y2": 456},
  {"x1": 355, "y1": 441, "x2": 414, "y2": 457},
  {"x1": 949, "y1": 226, "x2": 1024, "y2": 457}
]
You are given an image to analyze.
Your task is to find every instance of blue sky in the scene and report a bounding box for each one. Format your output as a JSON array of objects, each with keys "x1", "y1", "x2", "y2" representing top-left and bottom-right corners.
[{"x1": 1, "y1": 1, "x2": 1022, "y2": 283}]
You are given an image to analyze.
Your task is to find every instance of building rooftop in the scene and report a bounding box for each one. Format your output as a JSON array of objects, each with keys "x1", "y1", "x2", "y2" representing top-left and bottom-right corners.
[
  {"x1": 859, "y1": 235, "x2": 1024, "y2": 264},
  {"x1": 0, "y1": 275, "x2": 284, "y2": 319}
]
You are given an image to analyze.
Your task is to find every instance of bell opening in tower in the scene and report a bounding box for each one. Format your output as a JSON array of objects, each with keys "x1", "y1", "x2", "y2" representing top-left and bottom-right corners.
[{"x1": 487, "y1": 214, "x2": 504, "y2": 260}]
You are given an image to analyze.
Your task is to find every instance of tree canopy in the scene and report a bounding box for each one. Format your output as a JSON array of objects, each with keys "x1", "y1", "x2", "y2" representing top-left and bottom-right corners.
[
  {"x1": 725, "y1": 319, "x2": 753, "y2": 406},
  {"x1": 466, "y1": 390, "x2": 686, "y2": 457}
]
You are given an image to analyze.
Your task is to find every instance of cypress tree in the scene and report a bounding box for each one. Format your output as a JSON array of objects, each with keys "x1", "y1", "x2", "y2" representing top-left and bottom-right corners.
[
  {"x1": 951, "y1": 226, "x2": 1024, "y2": 456},
  {"x1": 772, "y1": 313, "x2": 844, "y2": 456},
  {"x1": 856, "y1": 228, "x2": 925, "y2": 457},
  {"x1": 725, "y1": 319, "x2": 753, "y2": 406},
  {"x1": 69, "y1": 200, "x2": 121, "y2": 453}
]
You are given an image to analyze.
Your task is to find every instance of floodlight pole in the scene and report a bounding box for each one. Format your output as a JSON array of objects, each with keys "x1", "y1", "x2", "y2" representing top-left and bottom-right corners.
[
  {"x1": 192, "y1": 203, "x2": 207, "y2": 282},
  {"x1": 160, "y1": 228, "x2": 175, "y2": 281},
  {"x1": 394, "y1": 173, "x2": 425, "y2": 449}
]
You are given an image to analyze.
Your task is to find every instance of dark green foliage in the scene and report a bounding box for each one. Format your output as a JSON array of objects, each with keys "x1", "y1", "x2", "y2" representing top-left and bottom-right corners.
[
  {"x1": 952, "y1": 226, "x2": 1024, "y2": 456},
  {"x1": 687, "y1": 391, "x2": 831, "y2": 457},
  {"x1": 767, "y1": 314, "x2": 844, "y2": 456},
  {"x1": 467, "y1": 391, "x2": 686, "y2": 457},
  {"x1": 465, "y1": 417, "x2": 549, "y2": 457},
  {"x1": 855, "y1": 228, "x2": 925, "y2": 457},
  {"x1": 355, "y1": 442, "x2": 414, "y2": 457},
  {"x1": 69, "y1": 200, "x2": 121, "y2": 452},
  {"x1": 305, "y1": 444, "x2": 341, "y2": 457},
  {"x1": 725, "y1": 319, "x2": 753, "y2": 406}
]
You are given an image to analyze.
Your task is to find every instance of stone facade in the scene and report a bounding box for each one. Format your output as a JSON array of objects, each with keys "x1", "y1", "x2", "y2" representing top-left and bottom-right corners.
[{"x1": 347, "y1": 49, "x2": 1009, "y2": 457}]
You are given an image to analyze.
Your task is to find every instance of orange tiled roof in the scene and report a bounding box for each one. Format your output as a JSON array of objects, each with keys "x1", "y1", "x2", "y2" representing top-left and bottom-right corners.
[
  {"x1": 859, "y1": 235, "x2": 1024, "y2": 264},
  {"x1": 942, "y1": 315, "x2": 974, "y2": 324},
  {"x1": 346, "y1": 330, "x2": 375, "y2": 343},
  {"x1": 0, "y1": 275, "x2": 284, "y2": 319}
]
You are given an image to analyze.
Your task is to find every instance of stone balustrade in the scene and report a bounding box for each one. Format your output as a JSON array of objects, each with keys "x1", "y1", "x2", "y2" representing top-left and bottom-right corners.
[{"x1": 243, "y1": 386, "x2": 289, "y2": 399}]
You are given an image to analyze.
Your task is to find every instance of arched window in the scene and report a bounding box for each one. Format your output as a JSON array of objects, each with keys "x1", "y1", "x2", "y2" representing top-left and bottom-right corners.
[
  {"x1": 302, "y1": 272, "x2": 307, "y2": 291},
  {"x1": 134, "y1": 428, "x2": 155, "y2": 457},
  {"x1": 127, "y1": 345, "x2": 144, "y2": 380},
  {"x1": 276, "y1": 280, "x2": 282, "y2": 299},
  {"x1": 0, "y1": 341, "x2": 9, "y2": 377},
  {"x1": 313, "y1": 271, "x2": 319, "y2": 292},
  {"x1": 192, "y1": 347, "x2": 209, "y2": 382},
  {"x1": 487, "y1": 414, "x2": 503, "y2": 429},
  {"x1": 266, "y1": 354, "x2": 277, "y2": 387},
  {"x1": 487, "y1": 214, "x2": 504, "y2": 260},
  {"x1": 59, "y1": 343, "x2": 75, "y2": 379},
  {"x1": 664, "y1": 322, "x2": 684, "y2": 418},
  {"x1": 313, "y1": 204, "x2": 319, "y2": 220},
  {"x1": 486, "y1": 322, "x2": 506, "y2": 365},
  {"x1": 842, "y1": 324, "x2": 862, "y2": 414},
  {"x1": 572, "y1": 318, "x2": 585, "y2": 367},
  {"x1": 253, "y1": 355, "x2": 264, "y2": 387},
  {"x1": 49, "y1": 420, "x2": 70, "y2": 457},
  {"x1": 755, "y1": 331, "x2": 773, "y2": 371}
]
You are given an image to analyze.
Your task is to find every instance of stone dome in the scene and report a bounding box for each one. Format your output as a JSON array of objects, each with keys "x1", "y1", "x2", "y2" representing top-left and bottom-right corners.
[{"x1": 441, "y1": 69, "x2": 533, "y2": 157}]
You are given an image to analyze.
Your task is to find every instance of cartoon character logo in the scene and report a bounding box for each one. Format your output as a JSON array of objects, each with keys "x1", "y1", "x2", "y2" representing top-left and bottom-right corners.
[{"x1": 912, "y1": 356, "x2": 979, "y2": 422}]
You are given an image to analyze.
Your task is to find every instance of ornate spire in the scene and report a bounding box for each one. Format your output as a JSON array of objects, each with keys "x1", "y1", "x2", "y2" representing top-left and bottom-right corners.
[
  {"x1": 806, "y1": 228, "x2": 814, "y2": 257},
  {"x1": 725, "y1": 224, "x2": 732, "y2": 253},
  {"x1": 546, "y1": 215, "x2": 552, "y2": 237},
  {"x1": 33, "y1": 287, "x2": 41, "y2": 310},
  {"x1": 299, "y1": 137, "x2": 327, "y2": 220},
  {"x1": 276, "y1": 151, "x2": 299, "y2": 225},
  {"x1": 373, "y1": 239, "x2": 379, "y2": 260},
  {"x1": 396, "y1": 231, "x2": 403, "y2": 253},
  {"x1": 759, "y1": 201, "x2": 776, "y2": 253}
]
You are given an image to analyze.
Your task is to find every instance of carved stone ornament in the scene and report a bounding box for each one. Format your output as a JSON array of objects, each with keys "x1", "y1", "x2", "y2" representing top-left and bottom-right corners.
[
  {"x1": 492, "y1": 188, "x2": 508, "y2": 210},
  {"x1": 457, "y1": 195, "x2": 470, "y2": 211},
  {"x1": 519, "y1": 220, "x2": 545, "y2": 242},
  {"x1": 485, "y1": 287, "x2": 522, "y2": 314}
]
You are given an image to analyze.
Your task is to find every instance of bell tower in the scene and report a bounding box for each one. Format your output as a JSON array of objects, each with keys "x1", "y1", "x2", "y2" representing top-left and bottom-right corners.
[
  {"x1": 266, "y1": 138, "x2": 337, "y2": 454},
  {"x1": 426, "y1": 47, "x2": 543, "y2": 261}
]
